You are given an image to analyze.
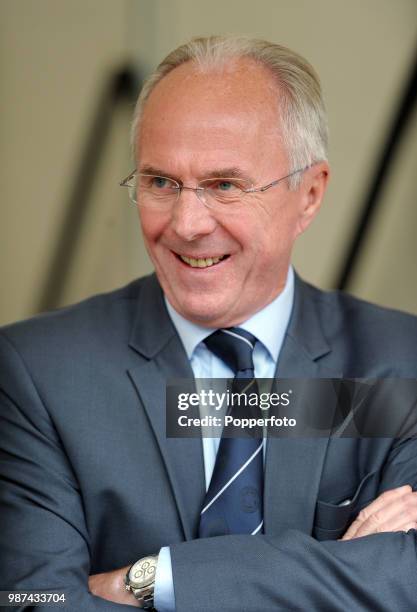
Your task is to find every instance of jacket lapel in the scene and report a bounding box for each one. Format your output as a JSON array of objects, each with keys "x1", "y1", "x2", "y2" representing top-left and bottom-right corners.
[
  {"x1": 264, "y1": 275, "x2": 342, "y2": 537},
  {"x1": 127, "y1": 276, "x2": 205, "y2": 541}
]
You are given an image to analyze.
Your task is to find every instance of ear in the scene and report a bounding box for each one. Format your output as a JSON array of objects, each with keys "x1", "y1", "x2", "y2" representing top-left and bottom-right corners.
[{"x1": 295, "y1": 162, "x2": 330, "y2": 237}]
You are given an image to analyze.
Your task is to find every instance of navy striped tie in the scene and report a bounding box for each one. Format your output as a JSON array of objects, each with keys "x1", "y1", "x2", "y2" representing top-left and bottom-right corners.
[{"x1": 198, "y1": 328, "x2": 263, "y2": 537}]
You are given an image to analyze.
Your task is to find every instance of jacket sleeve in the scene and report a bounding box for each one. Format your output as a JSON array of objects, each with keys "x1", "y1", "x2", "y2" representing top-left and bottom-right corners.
[
  {"x1": 170, "y1": 527, "x2": 417, "y2": 611},
  {"x1": 0, "y1": 332, "x2": 134, "y2": 611},
  {"x1": 169, "y1": 437, "x2": 417, "y2": 611}
]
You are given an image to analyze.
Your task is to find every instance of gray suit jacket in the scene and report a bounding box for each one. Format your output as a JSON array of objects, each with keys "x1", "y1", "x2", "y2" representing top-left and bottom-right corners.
[{"x1": 1, "y1": 273, "x2": 417, "y2": 611}]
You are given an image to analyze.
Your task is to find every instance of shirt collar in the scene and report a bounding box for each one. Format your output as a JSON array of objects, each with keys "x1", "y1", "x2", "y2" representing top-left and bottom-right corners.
[{"x1": 165, "y1": 266, "x2": 294, "y2": 363}]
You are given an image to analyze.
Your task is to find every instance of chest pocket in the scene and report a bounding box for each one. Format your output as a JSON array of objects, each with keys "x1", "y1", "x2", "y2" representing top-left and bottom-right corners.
[{"x1": 313, "y1": 469, "x2": 380, "y2": 541}]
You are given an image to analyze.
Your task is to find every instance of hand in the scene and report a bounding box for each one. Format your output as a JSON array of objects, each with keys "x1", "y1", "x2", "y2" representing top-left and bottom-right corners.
[
  {"x1": 88, "y1": 566, "x2": 140, "y2": 607},
  {"x1": 341, "y1": 484, "x2": 417, "y2": 540}
]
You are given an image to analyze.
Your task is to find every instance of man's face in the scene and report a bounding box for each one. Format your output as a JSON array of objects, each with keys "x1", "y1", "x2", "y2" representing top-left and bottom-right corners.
[{"x1": 136, "y1": 59, "x2": 327, "y2": 328}]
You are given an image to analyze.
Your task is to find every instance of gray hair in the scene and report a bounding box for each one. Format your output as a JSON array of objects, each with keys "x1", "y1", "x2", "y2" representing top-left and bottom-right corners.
[{"x1": 131, "y1": 35, "x2": 328, "y2": 188}]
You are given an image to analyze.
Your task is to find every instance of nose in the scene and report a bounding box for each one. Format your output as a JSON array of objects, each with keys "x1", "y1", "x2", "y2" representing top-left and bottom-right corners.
[{"x1": 170, "y1": 187, "x2": 217, "y2": 241}]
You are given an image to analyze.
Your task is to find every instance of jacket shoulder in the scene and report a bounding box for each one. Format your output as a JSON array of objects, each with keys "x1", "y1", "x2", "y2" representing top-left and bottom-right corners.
[
  {"x1": 0, "y1": 275, "x2": 157, "y2": 356},
  {"x1": 297, "y1": 278, "x2": 417, "y2": 375}
]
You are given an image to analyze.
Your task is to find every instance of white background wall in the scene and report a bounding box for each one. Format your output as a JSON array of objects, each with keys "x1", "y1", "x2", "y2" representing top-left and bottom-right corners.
[{"x1": 1, "y1": 0, "x2": 416, "y2": 324}]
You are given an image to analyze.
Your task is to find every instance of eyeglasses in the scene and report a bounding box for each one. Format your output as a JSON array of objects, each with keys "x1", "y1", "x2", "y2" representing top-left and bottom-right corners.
[{"x1": 119, "y1": 166, "x2": 309, "y2": 210}]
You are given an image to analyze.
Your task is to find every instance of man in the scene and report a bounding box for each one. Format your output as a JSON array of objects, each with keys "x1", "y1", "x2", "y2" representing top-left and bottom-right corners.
[{"x1": 1, "y1": 35, "x2": 417, "y2": 611}]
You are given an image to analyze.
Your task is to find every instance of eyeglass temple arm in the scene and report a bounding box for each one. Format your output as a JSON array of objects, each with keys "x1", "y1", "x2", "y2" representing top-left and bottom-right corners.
[
  {"x1": 119, "y1": 169, "x2": 137, "y2": 187},
  {"x1": 245, "y1": 165, "x2": 312, "y2": 193}
]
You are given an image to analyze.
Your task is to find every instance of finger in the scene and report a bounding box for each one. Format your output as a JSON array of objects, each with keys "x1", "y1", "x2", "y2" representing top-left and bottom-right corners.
[
  {"x1": 341, "y1": 485, "x2": 413, "y2": 540},
  {"x1": 356, "y1": 521, "x2": 417, "y2": 537},
  {"x1": 341, "y1": 517, "x2": 365, "y2": 540},
  {"x1": 357, "y1": 485, "x2": 412, "y2": 520},
  {"x1": 353, "y1": 493, "x2": 417, "y2": 538},
  {"x1": 343, "y1": 491, "x2": 417, "y2": 540}
]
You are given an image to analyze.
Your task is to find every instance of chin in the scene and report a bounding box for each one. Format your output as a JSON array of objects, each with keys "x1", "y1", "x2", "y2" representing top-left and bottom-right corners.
[
  {"x1": 183, "y1": 303, "x2": 248, "y2": 329},
  {"x1": 173, "y1": 293, "x2": 233, "y2": 327},
  {"x1": 182, "y1": 306, "x2": 223, "y2": 327}
]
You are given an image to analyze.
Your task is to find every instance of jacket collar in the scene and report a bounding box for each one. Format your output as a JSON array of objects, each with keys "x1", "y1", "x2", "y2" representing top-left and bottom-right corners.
[{"x1": 128, "y1": 274, "x2": 178, "y2": 359}]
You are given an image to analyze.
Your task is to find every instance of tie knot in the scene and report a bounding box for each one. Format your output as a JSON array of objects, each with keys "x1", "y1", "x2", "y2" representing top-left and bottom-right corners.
[{"x1": 204, "y1": 328, "x2": 257, "y2": 375}]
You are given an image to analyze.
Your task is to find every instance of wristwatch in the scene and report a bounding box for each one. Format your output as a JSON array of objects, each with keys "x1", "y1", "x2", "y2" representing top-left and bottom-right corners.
[{"x1": 125, "y1": 554, "x2": 158, "y2": 609}]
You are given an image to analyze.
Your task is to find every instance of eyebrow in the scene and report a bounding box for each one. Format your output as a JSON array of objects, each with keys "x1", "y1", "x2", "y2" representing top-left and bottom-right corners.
[
  {"x1": 203, "y1": 168, "x2": 251, "y2": 180},
  {"x1": 138, "y1": 165, "x2": 254, "y2": 183},
  {"x1": 139, "y1": 165, "x2": 180, "y2": 181}
]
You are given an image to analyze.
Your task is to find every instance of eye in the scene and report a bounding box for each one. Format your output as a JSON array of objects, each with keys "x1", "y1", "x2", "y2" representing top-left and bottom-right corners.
[
  {"x1": 217, "y1": 181, "x2": 234, "y2": 191},
  {"x1": 214, "y1": 180, "x2": 238, "y2": 191},
  {"x1": 205, "y1": 179, "x2": 242, "y2": 194},
  {"x1": 139, "y1": 175, "x2": 178, "y2": 194},
  {"x1": 152, "y1": 176, "x2": 171, "y2": 189}
]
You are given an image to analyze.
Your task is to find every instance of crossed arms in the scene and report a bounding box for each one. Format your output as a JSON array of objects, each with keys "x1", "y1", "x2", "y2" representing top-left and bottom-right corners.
[{"x1": 1, "y1": 331, "x2": 417, "y2": 611}]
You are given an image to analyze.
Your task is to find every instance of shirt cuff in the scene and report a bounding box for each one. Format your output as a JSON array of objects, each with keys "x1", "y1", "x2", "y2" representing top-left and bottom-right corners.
[{"x1": 154, "y1": 546, "x2": 176, "y2": 612}]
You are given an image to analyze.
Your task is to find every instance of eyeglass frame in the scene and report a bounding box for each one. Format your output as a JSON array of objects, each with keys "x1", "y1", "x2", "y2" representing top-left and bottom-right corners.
[{"x1": 119, "y1": 165, "x2": 311, "y2": 207}]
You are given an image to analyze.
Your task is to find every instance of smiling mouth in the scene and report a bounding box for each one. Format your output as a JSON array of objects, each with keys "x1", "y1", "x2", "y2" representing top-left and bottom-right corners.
[{"x1": 177, "y1": 254, "x2": 229, "y2": 268}]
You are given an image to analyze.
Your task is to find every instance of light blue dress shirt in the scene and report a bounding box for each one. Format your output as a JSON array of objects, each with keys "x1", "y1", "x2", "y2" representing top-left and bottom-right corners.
[{"x1": 154, "y1": 268, "x2": 295, "y2": 611}]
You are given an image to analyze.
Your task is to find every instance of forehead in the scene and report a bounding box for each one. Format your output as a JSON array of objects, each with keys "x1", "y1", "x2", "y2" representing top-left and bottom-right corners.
[
  {"x1": 137, "y1": 58, "x2": 286, "y2": 171},
  {"x1": 145, "y1": 56, "x2": 279, "y2": 114}
]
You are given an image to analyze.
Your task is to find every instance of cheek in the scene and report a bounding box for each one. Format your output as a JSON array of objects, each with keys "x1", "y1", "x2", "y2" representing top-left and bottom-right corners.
[
  {"x1": 138, "y1": 210, "x2": 168, "y2": 245},
  {"x1": 250, "y1": 205, "x2": 298, "y2": 264}
]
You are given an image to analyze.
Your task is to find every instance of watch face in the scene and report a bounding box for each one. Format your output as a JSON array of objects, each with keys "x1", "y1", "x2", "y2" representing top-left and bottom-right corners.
[{"x1": 129, "y1": 556, "x2": 157, "y2": 589}]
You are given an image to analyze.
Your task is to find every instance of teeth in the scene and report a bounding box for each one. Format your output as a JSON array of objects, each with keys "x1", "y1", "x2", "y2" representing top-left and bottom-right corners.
[{"x1": 180, "y1": 255, "x2": 225, "y2": 268}]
